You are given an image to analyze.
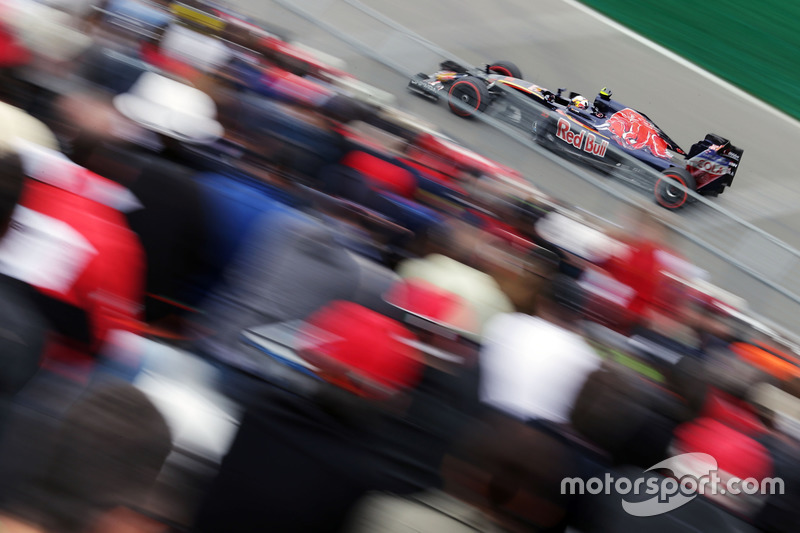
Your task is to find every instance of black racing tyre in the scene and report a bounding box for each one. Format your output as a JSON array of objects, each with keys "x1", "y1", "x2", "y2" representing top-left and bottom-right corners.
[
  {"x1": 487, "y1": 60, "x2": 522, "y2": 79},
  {"x1": 654, "y1": 167, "x2": 696, "y2": 209},
  {"x1": 448, "y1": 76, "x2": 491, "y2": 118}
]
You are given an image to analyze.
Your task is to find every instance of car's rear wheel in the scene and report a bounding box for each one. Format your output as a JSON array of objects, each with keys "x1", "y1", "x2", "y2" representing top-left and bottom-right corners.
[
  {"x1": 654, "y1": 167, "x2": 696, "y2": 209},
  {"x1": 487, "y1": 60, "x2": 522, "y2": 79},
  {"x1": 448, "y1": 76, "x2": 490, "y2": 117}
]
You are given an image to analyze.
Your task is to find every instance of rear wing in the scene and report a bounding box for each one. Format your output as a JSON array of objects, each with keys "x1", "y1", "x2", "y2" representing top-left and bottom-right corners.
[
  {"x1": 688, "y1": 133, "x2": 743, "y2": 161},
  {"x1": 686, "y1": 133, "x2": 744, "y2": 192}
]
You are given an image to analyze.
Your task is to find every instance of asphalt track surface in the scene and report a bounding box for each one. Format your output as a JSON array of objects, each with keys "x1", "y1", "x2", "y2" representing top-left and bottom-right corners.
[{"x1": 236, "y1": 0, "x2": 800, "y2": 334}]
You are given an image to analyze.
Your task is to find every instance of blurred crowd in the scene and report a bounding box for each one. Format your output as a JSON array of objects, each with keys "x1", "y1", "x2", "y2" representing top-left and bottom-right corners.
[{"x1": 1, "y1": 0, "x2": 800, "y2": 532}]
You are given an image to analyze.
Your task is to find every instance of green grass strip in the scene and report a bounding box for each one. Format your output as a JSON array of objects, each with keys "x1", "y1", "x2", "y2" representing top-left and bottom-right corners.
[{"x1": 579, "y1": 0, "x2": 800, "y2": 121}]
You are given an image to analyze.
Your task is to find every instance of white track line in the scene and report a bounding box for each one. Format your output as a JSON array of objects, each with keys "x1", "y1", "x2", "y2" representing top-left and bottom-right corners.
[{"x1": 562, "y1": 0, "x2": 800, "y2": 129}]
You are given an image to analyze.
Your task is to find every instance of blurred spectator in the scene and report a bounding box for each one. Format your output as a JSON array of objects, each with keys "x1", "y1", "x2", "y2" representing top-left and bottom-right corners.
[
  {"x1": 0, "y1": 380, "x2": 172, "y2": 533},
  {"x1": 155, "y1": 22, "x2": 232, "y2": 74},
  {"x1": 347, "y1": 490, "x2": 501, "y2": 533},
  {"x1": 372, "y1": 279, "x2": 483, "y2": 494},
  {"x1": 0, "y1": 16, "x2": 30, "y2": 70},
  {"x1": 52, "y1": 86, "x2": 213, "y2": 324},
  {"x1": 93, "y1": 330, "x2": 242, "y2": 527},
  {"x1": 747, "y1": 382, "x2": 800, "y2": 532},
  {"x1": 590, "y1": 207, "x2": 689, "y2": 333},
  {"x1": 570, "y1": 365, "x2": 647, "y2": 461},
  {"x1": 0, "y1": 0, "x2": 94, "y2": 116},
  {"x1": 0, "y1": 15, "x2": 31, "y2": 105},
  {"x1": 571, "y1": 344, "x2": 767, "y2": 470},
  {"x1": 84, "y1": 0, "x2": 172, "y2": 49},
  {"x1": 694, "y1": 348, "x2": 774, "y2": 435},
  {"x1": 190, "y1": 204, "x2": 367, "y2": 395},
  {"x1": 310, "y1": 195, "x2": 405, "y2": 264},
  {"x1": 1, "y1": 136, "x2": 145, "y2": 382},
  {"x1": 505, "y1": 196, "x2": 583, "y2": 278},
  {"x1": 111, "y1": 71, "x2": 223, "y2": 161},
  {"x1": 670, "y1": 416, "x2": 773, "y2": 519},
  {"x1": 571, "y1": 359, "x2": 694, "y2": 469},
  {"x1": 730, "y1": 340, "x2": 800, "y2": 383},
  {"x1": 750, "y1": 381, "x2": 800, "y2": 441},
  {"x1": 570, "y1": 356, "x2": 775, "y2": 531},
  {"x1": 0, "y1": 142, "x2": 48, "y2": 433},
  {"x1": 0, "y1": 0, "x2": 93, "y2": 65},
  {"x1": 668, "y1": 354, "x2": 713, "y2": 417},
  {"x1": 229, "y1": 94, "x2": 351, "y2": 184},
  {"x1": 396, "y1": 219, "x2": 514, "y2": 339},
  {"x1": 194, "y1": 301, "x2": 423, "y2": 533},
  {"x1": 480, "y1": 269, "x2": 602, "y2": 425},
  {"x1": 580, "y1": 461, "x2": 763, "y2": 533},
  {"x1": 681, "y1": 298, "x2": 744, "y2": 357},
  {"x1": 0, "y1": 104, "x2": 146, "y2": 385},
  {"x1": 0, "y1": 102, "x2": 59, "y2": 150},
  {"x1": 481, "y1": 239, "x2": 559, "y2": 315},
  {"x1": 346, "y1": 410, "x2": 577, "y2": 532}
]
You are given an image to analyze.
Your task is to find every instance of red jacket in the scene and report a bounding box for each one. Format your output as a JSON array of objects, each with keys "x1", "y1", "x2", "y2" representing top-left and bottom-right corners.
[
  {"x1": 601, "y1": 238, "x2": 675, "y2": 319},
  {"x1": 1, "y1": 143, "x2": 146, "y2": 381},
  {"x1": 0, "y1": 19, "x2": 30, "y2": 68}
]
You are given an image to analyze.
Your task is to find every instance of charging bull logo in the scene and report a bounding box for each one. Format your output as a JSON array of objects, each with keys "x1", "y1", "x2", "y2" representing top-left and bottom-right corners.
[{"x1": 606, "y1": 108, "x2": 669, "y2": 159}]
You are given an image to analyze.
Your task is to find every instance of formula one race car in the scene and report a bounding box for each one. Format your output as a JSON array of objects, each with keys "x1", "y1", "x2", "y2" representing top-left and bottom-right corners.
[{"x1": 408, "y1": 60, "x2": 743, "y2": 209}]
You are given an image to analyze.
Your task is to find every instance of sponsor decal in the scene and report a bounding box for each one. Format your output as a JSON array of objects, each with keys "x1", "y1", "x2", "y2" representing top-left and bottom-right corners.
[
  {"x1": 556, "y1": 118, "x2": 608, "y2": 158},
  {"x1": 409, "y1": 79, "x2": 441, "y2": 93},
  {"x1": 688, "y1": 157, "x2": 728, "y2": 176},
  {"x1": 605, "y1": 108, "x2": 669, "y2": 158}
]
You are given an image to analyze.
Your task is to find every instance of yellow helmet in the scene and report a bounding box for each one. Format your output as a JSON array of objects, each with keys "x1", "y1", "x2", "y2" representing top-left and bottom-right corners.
[{"x1": 572, "y1": 95, "x2": 589, "y2": 109}]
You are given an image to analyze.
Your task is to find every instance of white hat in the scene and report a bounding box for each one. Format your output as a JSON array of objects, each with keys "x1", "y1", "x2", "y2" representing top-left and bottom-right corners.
[
  {"x1": 113, "y1": 72, "x2": 224, "y2": 144},
  {"x1": 0, "y1": 102, "x2": 58, "y2": 150},
  {"x1": 3, "y1": 0, "x2": 93, "y2": 63}
]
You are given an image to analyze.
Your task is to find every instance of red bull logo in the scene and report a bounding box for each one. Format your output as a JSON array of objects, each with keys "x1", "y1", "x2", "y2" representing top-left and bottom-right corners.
[
  {"x1": 556, "y1": 118, "x2": 609, "y2": 158},
  {"x1": 606, "y1": 108, "x2": 669, "y2": 159}
]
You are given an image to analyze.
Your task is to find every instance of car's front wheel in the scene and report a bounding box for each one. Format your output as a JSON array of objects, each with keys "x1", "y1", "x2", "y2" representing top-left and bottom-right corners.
[
  {"x1": 487, "y1": 60, "x2": 522, "y2": 79},
  {"x1": 654, "y1": 167, "x2": 696, "y2": 209},
  {"x1": 448, "y1": 76, "x2": 490, "y2": 118}
]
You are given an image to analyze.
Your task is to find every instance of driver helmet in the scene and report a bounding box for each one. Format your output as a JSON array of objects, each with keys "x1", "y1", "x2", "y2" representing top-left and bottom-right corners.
[{"x1": 572, "y1": 95, "x2": 590, "y2": 109}]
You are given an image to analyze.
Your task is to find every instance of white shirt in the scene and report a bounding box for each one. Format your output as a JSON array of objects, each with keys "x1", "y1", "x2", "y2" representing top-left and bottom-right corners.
[{"x1": 479, "y1": 313, "x2": 602, "y2": 423}]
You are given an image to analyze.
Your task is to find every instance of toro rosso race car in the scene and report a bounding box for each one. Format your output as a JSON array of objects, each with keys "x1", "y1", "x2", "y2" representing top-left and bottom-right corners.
[{"x1": 408, "y1": 60, "x2": 743, "y2": 209}]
